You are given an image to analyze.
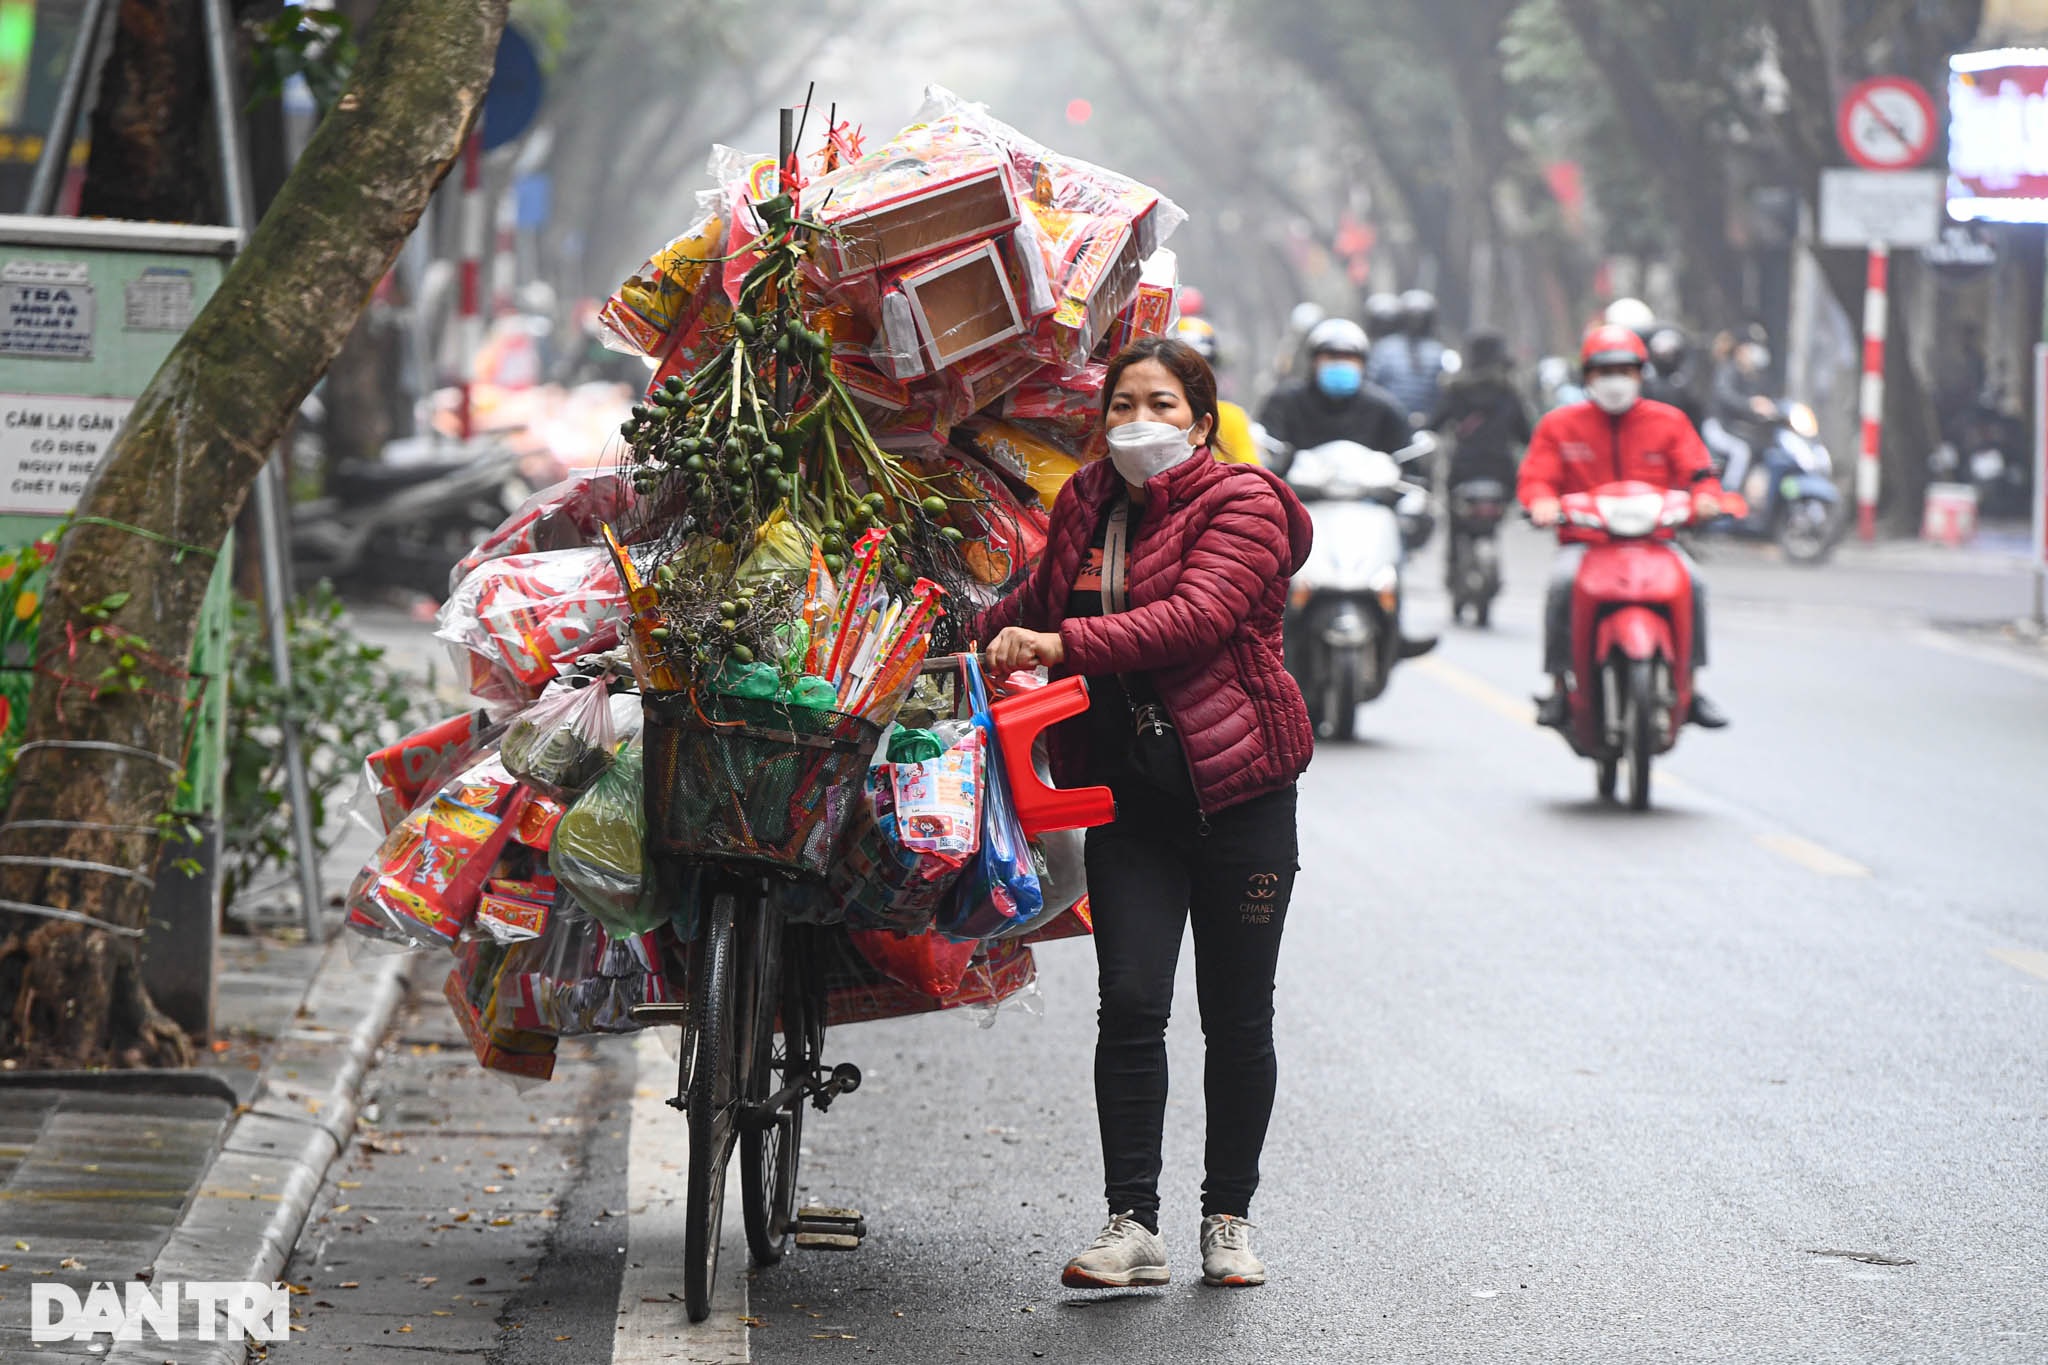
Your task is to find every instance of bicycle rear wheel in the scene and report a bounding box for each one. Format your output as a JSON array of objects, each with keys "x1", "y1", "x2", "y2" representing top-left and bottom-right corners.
[
  {"x1": 740, "y1": 915, "x2": 818, "y2": 1265},
  {"x1": 681, "y1": 889, "x2": 739, "y2": 1323}
]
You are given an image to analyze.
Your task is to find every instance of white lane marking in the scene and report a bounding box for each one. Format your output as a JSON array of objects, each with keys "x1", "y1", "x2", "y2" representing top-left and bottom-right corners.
[
  {"x1": 1754, "y1": 832, "x2": 1870, "y2": 879},
  {"x1": 614, "y1": 1029, "x2": 749, "y2": 1364},
  {"x1": 1415, "y1": 654, "x2": 1873, "y2": 877},
  {"x1": 1912, "y1": 628, "x2": 2048, "y2": 686},
  {"x1": 1991, "y1": 948, "x2": 2048, "y2": 983}
]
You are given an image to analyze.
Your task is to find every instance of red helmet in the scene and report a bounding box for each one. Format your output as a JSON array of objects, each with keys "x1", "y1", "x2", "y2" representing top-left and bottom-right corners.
[{"x1": 1580, "y1": 323, "x2": 1649, "y2": 371}]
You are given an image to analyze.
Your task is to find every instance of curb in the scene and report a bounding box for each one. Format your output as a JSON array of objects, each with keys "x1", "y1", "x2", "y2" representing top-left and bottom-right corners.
[{"x1": 107, "y1": 939, "x2": 415, "y2": 1365}]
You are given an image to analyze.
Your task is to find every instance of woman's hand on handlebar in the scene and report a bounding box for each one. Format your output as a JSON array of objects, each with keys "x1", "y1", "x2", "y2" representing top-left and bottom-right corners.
[
  {"x1": 1526, "y1": 496, "x2": 1561, "y2": 529},
  {"x1": 986, "y1": 627, "x2": 1065, "y2": 674}
]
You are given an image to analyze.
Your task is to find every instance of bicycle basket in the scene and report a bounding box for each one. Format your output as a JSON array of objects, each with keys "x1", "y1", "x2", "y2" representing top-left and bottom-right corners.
[{"x1": 643, "y1": 690, "x2": 882, "y2": 878}]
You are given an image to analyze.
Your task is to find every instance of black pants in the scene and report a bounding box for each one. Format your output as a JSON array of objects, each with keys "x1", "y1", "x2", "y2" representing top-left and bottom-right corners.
[
  {"x1": 1543, "y1": 544, "x2": 1709, "y2": 677},
  {"x1": 1085, "y1": 783, "x2": 1298, "y2": 1230}
]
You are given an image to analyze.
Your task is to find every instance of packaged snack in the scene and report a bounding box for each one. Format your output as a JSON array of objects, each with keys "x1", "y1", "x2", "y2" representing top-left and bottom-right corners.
[
  {"x1": 939, "y1": 345, "x2": 1043, "y2": 426},
  {"x1": 477, "y1": 876, "x2": 555, "y2": 942},
  {"x1": 513, "y1": 790, "x2": 567, "y2": 851},
  {"x1": 444, "y1": 967, "x2": 557, "y2": 1080},
  {"x1": 439, "y1": 546, "x2": 628, "y2": 701},
  {"x1": 891, "y1": 724, "x2": 983, "y2": 867},
  {"x1": 502, "y1": 679, "x2": 617, "y2": 799},
  {"x1": 939, "y1": 654, "x2": 1042, "y2": 939},
  {"x1": 346, "y1": 751, "x2": 531, "y2": 949},
  {"x1": 832, "y1": 766, "x2": 960, "y2": 935}
]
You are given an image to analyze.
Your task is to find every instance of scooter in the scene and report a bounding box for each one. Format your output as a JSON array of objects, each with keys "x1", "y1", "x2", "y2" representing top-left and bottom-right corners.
[
  {"x1": 1446, "y1": 478, "x2": 1510, "y2": 627},
  {"x1": 1268, "y1": 433, "x2": 1439, "y2": 741},
  {"x1": 1698, "y1": 400, "x2": 1843, "y2": 563},
  {"x1": 1552, "y1": 481, "x2": 1738, "y2": 811},
  {"x1": 293, "y1": 437, "x2": 532, "y2": 598}
]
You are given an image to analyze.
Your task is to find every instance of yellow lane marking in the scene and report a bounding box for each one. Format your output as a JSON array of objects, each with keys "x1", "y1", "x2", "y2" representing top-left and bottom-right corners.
[
  {"x1": 1412, "y1": 655, "x2": 1537, "y2": 729},
  {"x1": 1753, "y1": 833, "x2": 1871, "y2": 879},
  {"x1": 0, "y1": 1188, "x2": 193, "y2": 1201},
  {"x1": 1416, "y1": 654, "x2": 1873, "y2": 878},
  {"x1": 1991, "y1": 948, "x2": 2048, "y2": 982}
]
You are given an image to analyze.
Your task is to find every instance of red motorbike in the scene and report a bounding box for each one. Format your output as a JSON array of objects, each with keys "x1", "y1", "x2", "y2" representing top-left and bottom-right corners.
[{"x1": 1554, "y1": 480, "x2": 1739, "y2": 810}]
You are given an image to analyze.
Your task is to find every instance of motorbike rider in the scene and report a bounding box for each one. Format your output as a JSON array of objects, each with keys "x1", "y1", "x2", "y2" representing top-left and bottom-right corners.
[
  {"x1": 1429, "y1": 330, "x2": 1532, "y2": 488},
  {"x1": 1365, "y1": 292, "x2": 1404, "y2": 347},
  {"x1": 1258, "y1": 317, "x2": 1412, "y2": 462},
  {"x1": 1175, "y1": 316, "x2": 1261, "y2": 466},
  {"x1": 1644, "y1": 325, "x2": 1704, "y2": 429},
  {"x1": 1520, "y1": 324, "x2": 1729, "y2": 730},
  {"x1": 1707, "y1": 325, "x2": 1776, "y2": 494},
  {"x1": 1369, "y1": 289, "x2": 1449, "y2": 423}
]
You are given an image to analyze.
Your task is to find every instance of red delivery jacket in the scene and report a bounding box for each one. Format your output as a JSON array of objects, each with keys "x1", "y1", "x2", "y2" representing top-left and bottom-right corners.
[
  {"x1": 1516, "y1": 397, "x2": 1724, "y2": 506},
  {"x1": 978, "y1": 450, "x2": 1315, "y2": 815}
]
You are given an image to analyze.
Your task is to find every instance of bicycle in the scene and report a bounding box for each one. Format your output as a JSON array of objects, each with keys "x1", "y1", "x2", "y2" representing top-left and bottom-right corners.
[{"x1": 635, "y1": 656, "x2": 965, "y2": 1322}]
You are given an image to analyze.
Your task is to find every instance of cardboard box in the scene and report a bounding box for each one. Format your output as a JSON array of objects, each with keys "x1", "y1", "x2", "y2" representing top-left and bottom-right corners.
[
  {"x1": 1105, "y1": 249, "x2": 1180, "y2": 355},
  {"x1": 898, "y1": 240, "x2": 1026, "y2": 370},
  {"x1": 813, "y1": 150, "x2": 1021, "y2": 277}
]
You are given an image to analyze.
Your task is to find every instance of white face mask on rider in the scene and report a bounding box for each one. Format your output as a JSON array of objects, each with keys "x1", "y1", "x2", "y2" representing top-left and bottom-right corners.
[
  {"x1": 1105, "y1": 419, "x2": 1200, "y2": 484},
  {"x1": 1587, "y1": 373, "x2": 1641, "y2": 416}
]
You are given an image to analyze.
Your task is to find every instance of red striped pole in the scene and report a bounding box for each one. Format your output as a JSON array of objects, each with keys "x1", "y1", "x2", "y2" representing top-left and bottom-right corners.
[
  {"x1": 492, "y1": 193, "x2": 517, "y2": 316},
  {"x1": 457, "y1": 130, "x2": 485, "y2": 441},
  {"x1": 1856, "y1": 243, "x2": 1888, "y2": 541}
]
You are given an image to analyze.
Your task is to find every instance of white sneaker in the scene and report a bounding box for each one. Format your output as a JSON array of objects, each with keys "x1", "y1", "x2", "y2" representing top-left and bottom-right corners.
[
  {"x1": 1061, "y1": 1212, "x2": 1169, "y2": 1288},
  {"x1": 1200, "y1": 1214, "x2": 1266, "y2": 1286}
]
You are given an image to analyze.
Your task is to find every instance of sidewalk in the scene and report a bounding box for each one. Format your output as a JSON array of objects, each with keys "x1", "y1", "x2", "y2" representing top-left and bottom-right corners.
[{"x1": 0, "y1": 829, "x2": 415, "y2": 1363}]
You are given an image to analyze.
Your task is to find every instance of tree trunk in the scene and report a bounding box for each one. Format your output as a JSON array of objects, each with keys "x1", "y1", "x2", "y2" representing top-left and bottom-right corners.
[
  {"x1": 0, "y1": 0, "x2": 509, "y2": 1070},
  {"x1": 78, "y1": 0, "x2": 215, "y2": 224},
  {"x1": 1554, "y1": 0, "x2": 1749, "y2": 324}
]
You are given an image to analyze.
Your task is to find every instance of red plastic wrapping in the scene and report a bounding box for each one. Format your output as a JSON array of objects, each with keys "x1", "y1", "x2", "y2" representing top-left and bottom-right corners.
[
  {"x1": 848, "y1": 927, "x2": 978, "y2": 998},
  {"x1": 818, "y1": 929, "x2": 1036, "y2": 1027},
  {"x1": 453, "y1": 474, "x2": 638, "y2": 589},
  {"x1": 439, "y1": 547, "x2": 628, "y2": 705},
  {"x1": 346, "y1": 751, "x2": 532, "y2": 949}
]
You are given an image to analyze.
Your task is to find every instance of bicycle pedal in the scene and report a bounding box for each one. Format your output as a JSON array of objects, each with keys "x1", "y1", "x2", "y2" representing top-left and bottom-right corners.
[{"x1": 793, "y1": 1205, "x2": 867, "y2": 1244}]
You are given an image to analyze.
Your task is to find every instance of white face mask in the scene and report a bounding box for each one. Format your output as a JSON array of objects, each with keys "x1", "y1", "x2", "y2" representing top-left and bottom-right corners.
[
  {"x1": 1106, "y1": 419, "x2": 1200, "y2": 484},
  {"x1": 1588, "y1": 374, "x2": 1641, "y2": 415}
]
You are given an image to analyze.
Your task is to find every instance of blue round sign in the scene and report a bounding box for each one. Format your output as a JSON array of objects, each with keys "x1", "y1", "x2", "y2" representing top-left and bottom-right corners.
[{"x1": 481, "y1": 27, "x2": 543, "y2": 152}]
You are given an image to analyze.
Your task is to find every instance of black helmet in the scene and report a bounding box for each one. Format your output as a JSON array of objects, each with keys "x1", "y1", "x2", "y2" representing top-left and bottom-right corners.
[
  {"x1": 1465, "y1": 329, "x2": 1509, "y2": 372},
  {"x1": 1646, "y1": 325, "x2": 1689, "y2": 375},
  {"x1": 1399, "y1": 289, "x2": 1438, "y2": 337},
  {"x1": 1364, "y1": 293, "x2": 1402, "y2": 342}
]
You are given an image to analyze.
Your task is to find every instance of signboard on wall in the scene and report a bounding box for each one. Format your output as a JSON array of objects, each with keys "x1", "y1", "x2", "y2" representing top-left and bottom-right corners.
[
  {"x1": 1819, "y1": 168, "x2": 1944, "y2": 246},
  {"x1": 1949, "y1": 49, "x2": 2048, "y2": 221}
]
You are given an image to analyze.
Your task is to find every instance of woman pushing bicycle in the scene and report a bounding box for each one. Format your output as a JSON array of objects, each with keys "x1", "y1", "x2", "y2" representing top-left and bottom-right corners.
[{"x1": 980, "y1": 336, "x2": 1315, "y2": 1289}]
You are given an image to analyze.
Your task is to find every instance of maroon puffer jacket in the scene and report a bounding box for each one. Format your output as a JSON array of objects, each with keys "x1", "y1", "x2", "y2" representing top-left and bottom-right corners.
[{"x1": 978, "y1": 450, "x2": 1315, "y2": 814}]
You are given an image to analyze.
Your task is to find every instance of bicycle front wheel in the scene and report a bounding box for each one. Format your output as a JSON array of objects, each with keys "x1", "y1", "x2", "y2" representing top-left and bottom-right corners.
[
  {"x1": 739, "y1": 909, "x2": 804, "y2": 1266},
  {"x1": 682, "y1": 889, "x2": 738, "y2": 1323}
]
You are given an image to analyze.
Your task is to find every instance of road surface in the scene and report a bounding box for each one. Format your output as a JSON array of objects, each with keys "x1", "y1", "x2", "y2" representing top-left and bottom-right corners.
[{"x1": 278, "y1": 528, "x2": 2048, "y2": 1363}]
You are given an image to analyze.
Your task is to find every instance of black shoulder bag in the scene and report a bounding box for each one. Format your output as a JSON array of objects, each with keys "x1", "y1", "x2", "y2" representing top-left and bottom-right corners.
[{"x1": 1102, "y1": 498, "x2": 1196, "y2": 800}]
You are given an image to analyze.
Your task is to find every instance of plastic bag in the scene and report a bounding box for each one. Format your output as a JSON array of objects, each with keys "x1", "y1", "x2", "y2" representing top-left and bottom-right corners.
[
  {"x1": 359, "y1": 709, "x2": 494, "y2": 833},
  {"x1": 940, "y1": 654, "x2": 1042, "y2": 938},
  {"x1": 891, "y1": 724, "x2": 983, "y2": 866},
  {"x1": 345, "y1": 749, "x2": 531, "y2": 949},
  {"x1": 550, "y1": 739, "x2": 664, "y2": 937},
  {"x1": 832, "y1": 766, "x2": 962, "y2": 935},
  {"x1": 600, "y1": 209, "x2": 729, "y2": 357},
  {"x1": 848, "y1": 927, "x2": 978, "y2": 998},
  {"x1": 502, "y1": 679, "x2": 616, "y2": 799},
  {"x1": 439, "y1": 546, "x2": 627, "y2": 705},
  {"x1": 452, "y1": 473, "x2": 637, "y2": 591},
  {"x1": 817, "y1": 927, "x2": 1038, "y2": 1027}
]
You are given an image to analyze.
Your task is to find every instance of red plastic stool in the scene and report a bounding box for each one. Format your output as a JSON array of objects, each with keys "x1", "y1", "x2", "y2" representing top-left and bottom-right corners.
[{"x1": 987, "y1": 676, "x2": 1116, "y2": 836}]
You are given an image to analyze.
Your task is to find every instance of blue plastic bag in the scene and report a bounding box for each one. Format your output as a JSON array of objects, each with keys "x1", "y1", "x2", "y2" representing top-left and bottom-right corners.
[{"x1": 939, "y1": 654, "x2": 1043, "y2": 938}]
